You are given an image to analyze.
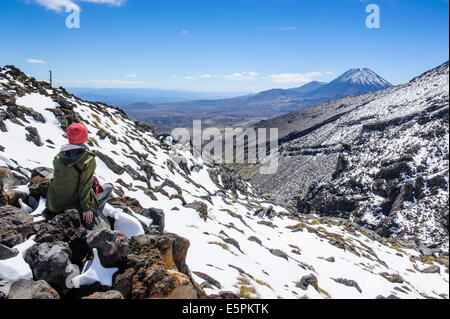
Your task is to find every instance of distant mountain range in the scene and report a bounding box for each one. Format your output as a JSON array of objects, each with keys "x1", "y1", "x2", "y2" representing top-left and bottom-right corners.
[
  {"x1": 122, "y1": 68, "x2": 392, "y2": 131},
  {"x1": 66, "y1": 88, "x2": 248, "y2": 105}
]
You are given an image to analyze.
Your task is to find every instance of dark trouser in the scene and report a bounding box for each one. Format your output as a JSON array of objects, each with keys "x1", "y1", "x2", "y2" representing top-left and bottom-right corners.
[{"x1": 84, "y1": 183, "x2": 113, "y2": 231}]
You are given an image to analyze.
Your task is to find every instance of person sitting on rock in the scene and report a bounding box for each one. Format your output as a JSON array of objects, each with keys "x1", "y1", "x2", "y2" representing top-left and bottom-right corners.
[{"x1": 46, "y1": 123, "x2": 112, "y2": 230}]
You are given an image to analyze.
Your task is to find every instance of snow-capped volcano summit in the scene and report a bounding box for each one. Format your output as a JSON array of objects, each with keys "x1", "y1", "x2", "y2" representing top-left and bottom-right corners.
[
  {"x1": 300, "y1": 67, "x2": 392, "y2": 101},
  {"x1": 335, "y1": 68, "x2": 392, "y2": 87}
]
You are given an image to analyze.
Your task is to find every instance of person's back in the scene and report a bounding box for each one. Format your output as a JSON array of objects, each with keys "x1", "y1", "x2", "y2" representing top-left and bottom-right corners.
[
  {"x1": 46, "y1": 123, "x2": 98, "y2": 225},
  {"x1": 46, "y1": 144, "x2": 97, "y2": 213}
]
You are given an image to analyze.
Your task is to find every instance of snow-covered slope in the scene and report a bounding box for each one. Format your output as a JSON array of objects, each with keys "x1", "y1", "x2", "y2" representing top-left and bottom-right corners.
[
  {"x1": 0, "y1": 66, "x2": 448, "y2": 299},
  {"x1": 245, "y1": 62, "x2": 449, "y2": 251}
]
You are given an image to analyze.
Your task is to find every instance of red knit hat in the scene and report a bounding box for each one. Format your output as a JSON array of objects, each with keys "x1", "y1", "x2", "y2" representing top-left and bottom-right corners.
[{"x1": 67, "y1": 123, "x2": 89, "y2": 145}]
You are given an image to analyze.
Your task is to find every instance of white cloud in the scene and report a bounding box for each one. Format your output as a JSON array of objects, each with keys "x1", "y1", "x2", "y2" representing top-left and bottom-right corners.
[
  {"x1": 200, "y1": 74, "x2": 212, "y2": 78},
  {"x1": 268, "y1": 72, "x2": 323, "y2": 83},
  {"x1": 27, "y1": 58, "x2": 47, "y2": 64},
  {"x1": 184, "y1": 76, "x2": 195, "y2": 80},
  {"x1": 28, "y1": 0, "x2": 126, "y2": 12},
  {"x1": 181, "y1": 29, "x2": 189, "y2": 36},
  {"x1": 124, "y1": 74, "x2": 138, "y2": 78},
  {"x1": 223, "y1": 71, "x2": 259, "y2": 81}
]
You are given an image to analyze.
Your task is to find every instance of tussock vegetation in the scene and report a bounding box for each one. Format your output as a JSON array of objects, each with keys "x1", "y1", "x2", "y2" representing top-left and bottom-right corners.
[
  {"x1": 92, "y1": 113, "x2": 102, "y2": 123},
  {"x1": 391, "y1": 245, "x2": 407, "y2": 255},
  {"x1": 90, "y1": 137, "x2": 99, "y2": 147},
  {"x1": 220, "y1": 209, "x2": 253, "y2": 230},
  {"x1": 255, "y1": 279, "x2": 274, "y2": 291},
  {"x1": 234, "y1": 277, "x2": 260, "y2": 299},
  {"x1": 208, "y1": 241, "x2": 238, "y2": 256}
]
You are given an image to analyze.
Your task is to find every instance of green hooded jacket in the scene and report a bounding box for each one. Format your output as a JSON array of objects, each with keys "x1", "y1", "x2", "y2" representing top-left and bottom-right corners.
[{"x1": 46, "y1": 144, "x2": 98, "y2": 213}]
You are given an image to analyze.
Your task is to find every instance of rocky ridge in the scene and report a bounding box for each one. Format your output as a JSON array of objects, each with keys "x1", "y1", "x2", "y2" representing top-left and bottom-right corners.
[{"x1": 242, "y1": 62, "x2": 449, "y2": 250}]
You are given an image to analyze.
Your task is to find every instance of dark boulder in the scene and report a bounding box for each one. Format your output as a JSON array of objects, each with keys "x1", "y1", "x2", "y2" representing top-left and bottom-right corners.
[
  {"x1": 0, "y1": 243, "x2": 19, "y2": 260},
  {"x1": 25, "y1": 126, "x2": 43, "y2": 146},
  {"x1": 420, "y1": 265, "x2": 440, "y2": 274},
  {"x1": 113, "y1": 233, "x2": 205, "y2": 299},
  {"x1": 0, "y1": 167, "x2": 27, "y2": 190},
  {"x1": 86, "y1": 229, "x2": 129, "y2": 267},
  {"x1": 29, "y1": 175, "x2": 50, "y2": 199},
  {"x1": 109, "y1": 196, "x2": 143, "y2": 213},
  {"x1": 0, "y1": 205, "x2": 34, "y2": 247},
  {"x1": 193, "y1": 272, "x2": 221, "y2": 289},
  {"x1": 7, "y1": 279, "x2": 60, "y2": 299},
  {"x1": 332, "y1": 278, "x2": 362, "y2": 293},
  {"x1": 35, "y1": 209, "x2": 88, "y2": 264},
  {"x1": 5, "y1": 189, "x2": 28, "y2": 208},
  {"x1": 309, "y1": 192, "x2": 356, "y2": 218},
  {"x1": 218, "y1": 291, "x2": 240, "y2": 299},
  {"x1": 223, "y1": 237, "x2": 243, "y2": 254},
  {"x1": 24, "y1": 241, "x2": 74, "y2": 291},
  {"x1": 269, "y1": 248, "x2": 289, "y2": 261},
  {"x1": 185, "y1": 201, "x2": 208, "y2": 222},
  {"x1": 55, "y1": 98, "x2": 74, "y2": 110},
  {"x1": 247, "y1": 236, "x2": 262, "y2": 246},
  {"x1": 92, "y1": 151, "x2": 125, "y2": 175},
  {"x1": 139, "y1": 207, "x2": 165, "y2": 234},
  {"x1": 297, "y1": 274, "x2": 318, "y2": 290}
]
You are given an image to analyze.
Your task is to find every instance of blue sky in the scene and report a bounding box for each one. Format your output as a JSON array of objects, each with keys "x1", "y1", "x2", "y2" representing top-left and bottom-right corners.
[{"x1": 0, "y1": 0, "x2": 448, "y2": 92}]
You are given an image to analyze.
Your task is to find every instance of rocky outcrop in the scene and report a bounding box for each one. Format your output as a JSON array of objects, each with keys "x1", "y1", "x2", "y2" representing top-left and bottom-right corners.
[
  {"x1": 82, "y1": 290, "x2": 124, "y2": 299},
  {"x1": 86, "y1": 229, "x2": 129, "y2": 267},
  {"x1": 297, "y1": 274, "x2": 318, "y2": 290},
  {"x1": 0, "y1": 243, "x2": 19, "y2": 260},
  {"x1": 113, "y1": 233, "x2": 206, "y2": 299},
  {"x1": 139, "y1": 208, "x2": 165, "y2": 234},
  {"x1": 29, "y1": 176, "x2": 50, "y2": 199},
  {"x1": 0, "y1": 167, "x2": 28, "y2": 192},
  {"x1": 25, "y1": 126, "x2": 43, "y2": 146},
  {"x1": 332, "y1": 278, "x2": 362, "y2": 293},
  {"x1": 215, "y1": 291, "x2": 240, "y2": 299},
  {"x1": 193, "y1": 272, "x2": 222, "y2": 289},
  {"x1": 0, "y1": 279, "x2": 11, "y2": 299},
  {"x1": 185, "y1": 201, "x2": 208, "y2": 222},
  {"x1": 269, "y1": 248, "x2": 289, "y2": 261},
  {"x1": 92, "y1": 151, "x2": 125, "y2": 175},
  {"x1": 35, "y1": 209, "x2": 88, "y2": 264},
  {"x1": 7, "y1": 279, "x2": 60, "y2": 299},
  {"x1": 0, "y1": 181, "x2": 8, "y2": 206},
  {"x1": 0, "y1": 205, "x2": 34, "y2": 247},
  {"x1": 25, "y1": 242, "x2": 73, "y2": 291},
  {"x1": 209, "y1": 165, "x2": 249, "y2": 196}
]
